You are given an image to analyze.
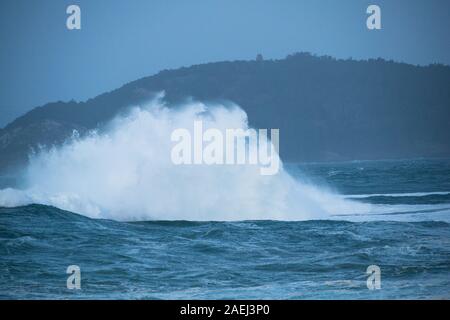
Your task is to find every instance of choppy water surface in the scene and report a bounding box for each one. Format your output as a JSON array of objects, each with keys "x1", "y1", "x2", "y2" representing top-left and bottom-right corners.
[{"x1": 1, "y1": 159, "x2": 449, "y2": 299}]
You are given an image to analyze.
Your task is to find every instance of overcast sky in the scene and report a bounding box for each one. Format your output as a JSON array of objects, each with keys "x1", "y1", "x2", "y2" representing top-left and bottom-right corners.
[{"x1": 1, "y1": 0, "x2": 449, "y2": 127}]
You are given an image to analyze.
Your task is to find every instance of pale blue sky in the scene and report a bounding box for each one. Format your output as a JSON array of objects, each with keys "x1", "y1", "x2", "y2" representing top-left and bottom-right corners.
[{"x1": 1, "y1": 0, "x2": 449, "y2": 127}]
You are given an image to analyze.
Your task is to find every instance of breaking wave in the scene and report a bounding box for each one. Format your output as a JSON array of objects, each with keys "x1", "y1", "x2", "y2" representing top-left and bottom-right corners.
[{"x1": 0, "y1": 98, "x2": 363, "y2": 221}]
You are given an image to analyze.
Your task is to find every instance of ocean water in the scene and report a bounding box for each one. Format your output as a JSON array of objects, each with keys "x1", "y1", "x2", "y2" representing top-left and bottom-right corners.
[{"x1": 1, "y1": 158, "x2": 449, "y2": 299}]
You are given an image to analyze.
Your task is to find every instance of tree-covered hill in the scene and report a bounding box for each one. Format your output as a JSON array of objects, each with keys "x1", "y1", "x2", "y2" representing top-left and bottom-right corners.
[{"x1": 1, "y1": 52, "x2": 449, "y2": 172}]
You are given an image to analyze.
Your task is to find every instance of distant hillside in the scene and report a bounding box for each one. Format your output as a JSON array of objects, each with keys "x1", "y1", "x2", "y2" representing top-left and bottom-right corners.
[{"x1": 1, "y1": 52, "x2": 449, "y2": 172}]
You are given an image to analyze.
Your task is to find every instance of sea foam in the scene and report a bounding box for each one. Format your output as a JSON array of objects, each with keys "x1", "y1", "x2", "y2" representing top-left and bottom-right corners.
[{"x1": 0, "y1": 98, "x2": 362, "y2": 221}]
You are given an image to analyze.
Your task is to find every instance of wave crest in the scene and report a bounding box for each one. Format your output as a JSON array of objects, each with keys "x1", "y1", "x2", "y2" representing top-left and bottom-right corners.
[{"x1": 0, "y1": 98, "x2": 360, "y2": 221}]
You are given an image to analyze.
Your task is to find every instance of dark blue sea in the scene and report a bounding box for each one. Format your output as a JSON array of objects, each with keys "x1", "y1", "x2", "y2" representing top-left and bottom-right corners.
[{"x1": 1, "y1": 159, "x2": 449, "y2": 299}]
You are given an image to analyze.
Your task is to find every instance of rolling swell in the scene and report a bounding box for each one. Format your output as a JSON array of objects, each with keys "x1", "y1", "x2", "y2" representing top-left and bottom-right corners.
[
  {"x1": 346, "y1": 192, "x2": 450, "y2": 205},
  {"x1": 1, "y1": 204, "x2": 449, "y2": 299},
  {"x1": 1, "y1": 159, "x2": 449, "y2": 299}
]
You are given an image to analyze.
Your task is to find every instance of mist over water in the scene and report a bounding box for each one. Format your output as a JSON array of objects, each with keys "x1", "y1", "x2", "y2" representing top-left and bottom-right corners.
[{"x1": 0, "y1": 98, "x2": 362, "y2": 221}]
